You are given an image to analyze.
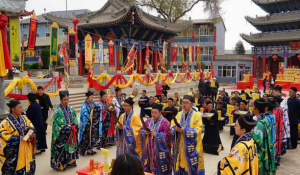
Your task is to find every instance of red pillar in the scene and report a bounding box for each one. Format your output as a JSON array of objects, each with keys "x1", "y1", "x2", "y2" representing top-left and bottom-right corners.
[
  {"x1": 154, "y1": 51, "x2": 158, "y2": 73},
  {"x1": 253, "y1": 54, "x2": 257, "y2": 78},
  {"x1": 79, "y1": 51, "x2": 83, "y2": 76},
  {"x1": 262, "y1": 54, "x2": 266, "y2": 75},
  {"x1": 138, "y1": 49, "x2": 142, "y2": 74},
  {"x1": 116, "y1": 49, "x2": 120, "y2": 71}
]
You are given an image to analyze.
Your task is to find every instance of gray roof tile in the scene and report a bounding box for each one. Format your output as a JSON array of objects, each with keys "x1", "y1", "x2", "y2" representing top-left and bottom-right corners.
[{"x1": 0, "y1": 0, "x2": 26, "y2": 13}]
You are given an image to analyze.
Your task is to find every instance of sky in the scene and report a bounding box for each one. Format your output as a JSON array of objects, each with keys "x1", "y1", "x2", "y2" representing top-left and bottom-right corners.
[{"x1": 25, "y1": 0, "x2": 268, "y2": 50}]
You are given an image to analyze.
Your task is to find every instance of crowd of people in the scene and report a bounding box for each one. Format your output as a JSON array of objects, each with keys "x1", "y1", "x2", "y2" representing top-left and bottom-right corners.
[{"x1": 0, "y1": 79, "x2": 299, "y2": 175}]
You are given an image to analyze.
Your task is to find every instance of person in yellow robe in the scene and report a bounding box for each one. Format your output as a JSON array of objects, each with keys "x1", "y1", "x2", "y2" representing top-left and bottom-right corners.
[
  {"x1": 116, "y1": 98, "x2": 142, "y2": 160},
  {"x1": 171, "y1": 95, "x2": 205, "y2": 175},
  {"x1": 0, "y1": 100, "x2": 36, "y2": 174},
  {"x1": 218, "y1": 114, "x2": 259, "y2": 174}
]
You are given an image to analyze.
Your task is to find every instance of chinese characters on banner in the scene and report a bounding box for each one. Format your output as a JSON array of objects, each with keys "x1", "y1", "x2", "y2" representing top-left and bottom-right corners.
[
  {"x1": 108, "y1": 40, "x2": 115, "y2": 72},
  {"x1": 85, "y1": 34, "x2": 92, "y2": 68},
  {"x1": 50, "y1": 22, "x2": 59, "y2": 65},
  {"x1": 9, "y1": 18, "x2": 20, "y2": 64},
  {"x1": 27, "y1": 13, "x2": 38, "y2": 56}
]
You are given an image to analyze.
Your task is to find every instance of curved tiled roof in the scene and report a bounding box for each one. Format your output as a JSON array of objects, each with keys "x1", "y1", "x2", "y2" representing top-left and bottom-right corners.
[
  {"x1": 252, "y1": 0, "x2": 299, "y2": 14},
  {"x1": 252, "y1": 0, "x2": 291, "y2": 4},
  {"x1": 241, "y1": 30, "x2": 300, "y2": 45},
  {"x1": 245, "y1": 11, "x2": 300, "y2": 25},
  {"x1": 0, "y1": 0, "x2": 26, "y2": 13}
]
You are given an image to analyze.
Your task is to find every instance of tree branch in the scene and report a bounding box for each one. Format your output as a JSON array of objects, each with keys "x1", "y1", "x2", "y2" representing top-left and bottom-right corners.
[{"x1": 173, "y1": 0, "x2": 201, "y2": 23}]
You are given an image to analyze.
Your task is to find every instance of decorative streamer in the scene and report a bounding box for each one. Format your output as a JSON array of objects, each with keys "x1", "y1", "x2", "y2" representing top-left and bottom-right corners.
[
  {"x1": 9, "y1": 18, "x2": 20, "y2": 64},
  {"x1": 189, "y1": 45, "x2": 192, "y2": 65},
  {"x1": 120, "y1": 42, "x2": 123, "y2": 67},
  {"x1": 0, "y1": 12, "x2": 12, "y2": 76},
  {"x1": 85, "y1": 34, "x2": 92, "y2": 69},
  {"x1": 108, "y1": 40, "x2": 115, "y2": 72},
  {"x1": 26, "y1": 13, "x2": 38, "y2": 57},
  {"x1": 180, "y1": 45, "x2": 186, "y2": 70},
  {"x1": 122, "y1": 44, "x2": 135, "y2": 73},
  {"x1": 158, "y1": 48, "x2": 167, "y2": 72},
  {"x1": 50, "y1": 22, "x2": 59, "y2": 65},
  {"x1": 59, "y1": 41, "x2": 69, "y2": 90},
  {"x1": 68, "y1": 28, "x2": 76, "y2": 66},
  {"x1": 99, "y1": 38, "x2": 104, "y2": 71},
  {"x1": 163, "y1": 41, "x2": 166, "y2": 64},
  {"x1": 144, "y1": 43, "x2": 150, "y2": 70},
  {"x1": 20, "y1": 35, "x2": 25, "y2": 72},
  {"x1": 196, "y1": 44, "x2": 201, "y2": 70},
  {"x1": 173, "y1": 44, "x2": 177, "y2": 65}
]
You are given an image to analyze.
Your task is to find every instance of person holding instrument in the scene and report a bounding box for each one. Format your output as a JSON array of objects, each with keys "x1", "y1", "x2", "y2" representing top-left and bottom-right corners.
[
  {"x1": 170, "y1": 95, "x2": 205, "y2": 175},
  {"x1": 140, "y1": 104, "x2": 171, "y2": 174},
  {"x1": 116, "y1": 98, "x2": 142, "y2": 160}
]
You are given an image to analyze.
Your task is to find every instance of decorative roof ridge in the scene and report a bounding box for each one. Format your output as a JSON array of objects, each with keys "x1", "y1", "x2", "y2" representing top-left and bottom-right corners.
[{"x1": 252, "y1": 0, "x2": 291, "y2": 4}]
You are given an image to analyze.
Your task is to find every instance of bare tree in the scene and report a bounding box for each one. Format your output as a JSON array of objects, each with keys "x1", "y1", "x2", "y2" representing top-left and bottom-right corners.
[{"x1": 135, "y1": 0, "x2": 224, "y2": 69}]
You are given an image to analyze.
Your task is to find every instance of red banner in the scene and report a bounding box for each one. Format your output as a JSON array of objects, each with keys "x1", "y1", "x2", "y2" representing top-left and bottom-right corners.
[
  {"x1": 108, "y1": 40, "x2": 115, "y2": 71},
  {"x1": 27, "y1": 13, "x2": 38, "y2": 51},
  {"x1": 173, "y1": 44, "x2": 177, "y2": 63}
]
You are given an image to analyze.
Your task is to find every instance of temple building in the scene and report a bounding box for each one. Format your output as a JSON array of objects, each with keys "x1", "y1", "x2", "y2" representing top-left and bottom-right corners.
[
  {"x1": 241, "y1": 0, "x2": 300, "y2": 78},
  {"x1": 43, "y1": 0, "x2": 189, "y2": 75}
]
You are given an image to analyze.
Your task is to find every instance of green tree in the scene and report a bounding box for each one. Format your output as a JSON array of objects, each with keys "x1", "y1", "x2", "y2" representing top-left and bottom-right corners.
[
  {"x1": 41, "y1": 47, "x2": 50, "y2": 69},
  {"x1": 234, "y1": 40, "x2": 246, "y2": 55},
  {"x1": 135, "y1": 0, "x2": 224, "y2": 69}
]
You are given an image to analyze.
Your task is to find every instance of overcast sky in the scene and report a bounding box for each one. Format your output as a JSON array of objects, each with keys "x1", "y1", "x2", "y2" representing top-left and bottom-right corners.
[{"x1": 25, "y1": 0, "x2": 268, "y2": 50}]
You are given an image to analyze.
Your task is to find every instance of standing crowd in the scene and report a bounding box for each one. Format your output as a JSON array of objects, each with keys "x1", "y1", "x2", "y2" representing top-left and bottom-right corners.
[{"x1": 0, "y1": 79, "x2": 299, "y2": 175}]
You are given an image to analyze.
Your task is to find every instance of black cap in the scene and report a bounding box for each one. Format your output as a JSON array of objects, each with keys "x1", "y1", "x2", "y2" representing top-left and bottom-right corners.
[
  {"x1": 266, "y1": 97, "x2": 277, "y2": 110},
  {"x1": 6, "y1": 100, "x2": 21, "y2": 109},
  {"x1": 115, "y1": 87, "x2": 122, "y2": 92},
  {"x1": 27, "y1": 93, "x2": 37, "y2": 102},
  {"x1": 240, "y1": 100, "x2": 248, "y2": 105},
  {"x1": 183, "y1": 95, "x2": 194, "y2": 103},
  {"x1": 59, "y1": 90, "x2": 69, "y2": 99},
  {"x1": 273, "y1": 95, "x2": 283, "y2": 104},
  {"x1": 216, "y1": 101, "x2": 224, "y2": 105},
  {"x1": 99, "y1": 91, "x2": 107, "y2": 97},
  {"x1": 167, "y1": 98, "x2": 174, "y2": 101},
  {"x1": 273, "y1": 85, "x2": 282, "y2": 92},
  {"x1": 85, "y1": 91, "x2": 94, "y2": 97},
  {"x1": 205, "y1": 101, "x2": 213, "y2": 105},
  {"x1": 124, "y1": 98, "x2": 134, "y2": 106},
  {"x1": 237, "y1": 114, "x2": 257, "y2": 132},
  {"x1": 152, "y1": 103, "x2": 163, "y2": 111},
  {"x1": 290, "y1": 87, "x2": 297, "y2": 93},
  {"x1": 254, "y1": 98, "x2": 267, "y2": 108}
]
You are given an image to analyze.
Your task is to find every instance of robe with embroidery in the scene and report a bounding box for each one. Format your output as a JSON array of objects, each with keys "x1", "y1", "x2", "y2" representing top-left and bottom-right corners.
[
  {"x1": 273, "y1": 106, "x2": 284, "y2": 165},
  {"x1": 99, "y1": 100, "x2": 116, "y2": 146},
  {"x1": 263, "y1": 111, "x2": 276, "y2": 161},
  {"x1": 280, "y1": 98, "x2": 291, "y2": 153},
  {"x1": 78, "y1": 100, "x2": 102, "y2": 155},
  {"x1": 112, "y1": 96, "x2": 124, "y2": 118},
  {"x1": 218, "y1": 132, "x2": 258, "y2": 175},
  {"x1": 116, "y1": 110, "x2": 142, "y2": 159},
  {"x1": 171, "y1": 109, "x2": 205, "y2": 175},
  {"x1": 140, "y1": 116, "x2": 171, "y2": 175},
  {"x1": 0, "y1": 114, "x2": 36, "y2": 175},
  {"x1": 252, "y1": 119, "x2": 276, "y2": 175},
  {"x1": 51, "y1": 104, "x2": 79, "y2": 171}
]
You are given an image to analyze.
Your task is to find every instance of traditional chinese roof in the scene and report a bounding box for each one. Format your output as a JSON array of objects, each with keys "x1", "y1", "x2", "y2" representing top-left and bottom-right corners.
[
  {"x1": 21, "y1": 10, "x2": 34, "y2": 17},
  {"x1": 245, "y1": 11, "x2": 300, "y2": 32},
  {"x1": 252, "y1": 0, "x2": 299, "y2": 14},
  {"x1": 43, "y1": 0, "x2": 190, "y2": 35},
  {"x1": 241, "y1": 30, "x2": 300, "y2": 46},
  {"x1": 0, "y1": 0, "x2": 26, "y2": 14}
]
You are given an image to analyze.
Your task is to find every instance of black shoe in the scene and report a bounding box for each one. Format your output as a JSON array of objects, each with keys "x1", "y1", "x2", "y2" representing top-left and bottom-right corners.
[
  {"x1": 66, "y1": 163, "x2": 77, "y2": 167},
  {"x1": 92, "y1": 150, "x2": 97, "y2": 155},
  {"x1": 36, "y1": 152, "x2": 41, "y2": 155},
  {"x1": 87, "y1": 151, "x2": 93, "y2": 155},
  {"x1": 41, "y1": 149, "x2": 46, "y2": 153}
]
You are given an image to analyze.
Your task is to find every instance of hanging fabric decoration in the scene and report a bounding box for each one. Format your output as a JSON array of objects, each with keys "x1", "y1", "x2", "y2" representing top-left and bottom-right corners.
[
  {"x1": 173, "y1": 44, "x2": 177, "y2": 65},
  {"x1": 144, "y1": 43, "x2": 151, "y2": 70},
  {"x1": 163, "y1": 41, "x2": 166, "y2": 64},
  {"x1": 158, "y1": 48, "x2": 167, "y2": 73},
  {"x1": 99, "y1": 38, "x2": 104, "y2": 71},
  {"x1": 189, "y1": 45, "x2": 192, "y2": 65},
  {"x1": 59, "y1": 40, "x2": 69, "y2": 90},
  {"x1": 108, "y1": 40, "x2": 115, "y2": 72},
  {"x1": 20, "y1": 35, "x2": 25, "y2": 72},
  {"x1": 26, "y1": 13, "x2": 38, "y2": 57},
  {"x1": 0, "y1": 12, "x2": 12, "y2": 77},
  {"x1": 68, "y1": 28, "x2": 76, "y2": 66},
  {"x1": 122, "y1": 44, "x2": 135, "y2": 73},
  {"x1": 180, "y1": 45, "x2": 186, "y2": 70},
  {"x1": 50, "y1": 21, "x2": 59, "y2": 65},
  {"x1": 196, "y1": 44, "x2": 201, "y2": 71},
  {"x1": 120, "y1": 42, "x2": 123, "y2": 67},
  {"x1": 85, "y1": 34, "x2": 92, "y2": 69},
  {"x1": 9, "y1": 17, "x2": 20, "y2": 65}
]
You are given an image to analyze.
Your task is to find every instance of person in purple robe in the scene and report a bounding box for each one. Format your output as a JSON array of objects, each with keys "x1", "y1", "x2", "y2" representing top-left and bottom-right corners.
[{"x1": 140, "y1": 104, "x2": 171, "y2": 175}]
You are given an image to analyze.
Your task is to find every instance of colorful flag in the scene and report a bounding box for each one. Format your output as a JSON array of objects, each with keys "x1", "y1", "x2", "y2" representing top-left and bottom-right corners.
[
  {"x1": 50, "y1": 22, "x2": 59, "y2": 65},
  {"x1": 99, "y1": 38, "x2": 104, "y2": 70},
  {"x1": 38, "y1": 57, "x2": 43, "y2": 67},
  {"x1": 120, "y1": 42, "x2": 123, "y2": 67},
  {"x1": 27, "y1": 13, "x2": 38, "y2": 56},
  {"x1": 85, "y1": 34, "x2": 92, "y2": 68},
  {"x1": 173, "y1": 44, "x2": 177, "y2": 65},
  {"x1": 9, "y1": 18, "x2": 20, "y2": 65},
  {"x1": 108, "y1": 40, "x2": 115, "y2": 72}
]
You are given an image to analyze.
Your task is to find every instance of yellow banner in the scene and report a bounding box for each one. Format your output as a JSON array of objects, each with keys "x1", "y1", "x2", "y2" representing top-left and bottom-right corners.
[
  {"x1": 85, "y1": 34, "x2": 92, "y2": 68},
  {"x1": 9, "y1": 18, "x2": 20, "y2": 65}
]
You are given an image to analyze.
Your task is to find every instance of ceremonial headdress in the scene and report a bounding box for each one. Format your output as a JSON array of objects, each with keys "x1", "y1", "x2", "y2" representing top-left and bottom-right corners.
[
  {"x1": 85, "y1": 91, "x2": 94, "y2": 97},
  {"x1": 183, "y1": 95, "x2": 194, "y2": 103},
  {"x1": 152, "y1": 104, "x2": 163, "y2": 111},
  {"x1": 99, "y1": 91, "x2": 107, "y2": 97},
  {"x1": 290, "y1": 87, "x2": 297, "y2": 93},
  {"x1": 59, "y1": 90, "x2": 69, "y2": 99},
  {"x1": 238, "y1": 114, "x2": 257, "y2": 132},
  {"x1": 6, "y1": 100, "x2": 21, "y2": 108},
  {"x1": 124, "y1": 98, "x2": 134, "y2": 106}
]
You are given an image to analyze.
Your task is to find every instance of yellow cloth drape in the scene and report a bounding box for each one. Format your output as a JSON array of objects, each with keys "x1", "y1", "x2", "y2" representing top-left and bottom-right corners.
[{"x1": 0, "y1": 31, "x2": 7, "y2": 76}]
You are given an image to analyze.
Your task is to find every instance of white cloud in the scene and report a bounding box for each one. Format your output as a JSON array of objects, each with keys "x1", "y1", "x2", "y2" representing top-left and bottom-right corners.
[{"x1": 25, "y1": 0, "x2": 267, "y2": 50}]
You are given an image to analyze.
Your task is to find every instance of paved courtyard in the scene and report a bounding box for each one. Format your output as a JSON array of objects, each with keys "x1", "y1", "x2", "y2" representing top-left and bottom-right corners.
[{"x1": 34, "y1": 85, "x2": 300, "y2": 175}]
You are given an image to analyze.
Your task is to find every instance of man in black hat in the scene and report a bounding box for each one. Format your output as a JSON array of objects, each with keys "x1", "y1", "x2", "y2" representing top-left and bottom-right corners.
[
  {"x1": 113, "y1": 87, "x2": 125, "y2": 118},
  {"x1": 170, "y1": 95, "x2": 205, "y2": 173},
  {"x1": 287, "y1": 87, "x2": 300, "y2": 149},
  {"x1": 116, "y1": 98, "x2": 142, "y2": 159},
  {"x1": 78, "y1": 91, "x2": 102, "y2": 155},
  {"x1": 215, "y1": 101, "x2": 227, "y2": 131},
  {"x1": 27, "y1": 93, "x2": 47, "y2": 155},
  {"x1": 0, "y1": 100, "x2": 36, "y2": 174},
  {"x1": 36, "y1": 86, "x2": 53, "y2": 132}
]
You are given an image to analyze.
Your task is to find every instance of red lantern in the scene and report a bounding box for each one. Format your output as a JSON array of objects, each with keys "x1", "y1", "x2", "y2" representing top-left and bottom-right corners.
[
  {"x1": 272, "y1": 54, "x2": 278, "y2": 61},
  {"x1": 297, "y1": 54, "x2": 300, "y2": 60}
]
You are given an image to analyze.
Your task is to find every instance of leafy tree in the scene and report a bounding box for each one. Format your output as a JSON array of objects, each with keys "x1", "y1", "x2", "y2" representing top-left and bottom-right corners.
[
  {"x1": 41, "y1": 47, "x2": 50, "y2": 69},
  {"x1": 134, "y1": 0, "x2": 224, "y2": 69},
  {"x1": 234, "y1": 40, "x2": 246, "y2": 55}
]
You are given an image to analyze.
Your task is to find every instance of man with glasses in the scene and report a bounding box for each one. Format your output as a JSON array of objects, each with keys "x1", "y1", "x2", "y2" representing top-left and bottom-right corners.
[
  {"x1": 116, "y1": 98, "x2": 142, "y2": 160},
  {"x1": 171, "y1": 95, "x2": 205, "y2": 175}
]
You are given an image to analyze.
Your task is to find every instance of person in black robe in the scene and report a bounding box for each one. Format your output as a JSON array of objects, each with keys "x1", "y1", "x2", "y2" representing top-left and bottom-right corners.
[
  {"x1": 145, "y1": 96, "x2": 155, "y2": 117},
  {"x1": 287, "y1": 87, "x2": 300, "y2": 149},
  {"x1": 202, "y1": 101, "x2": 223, "y2": 155},
  {"x1": 26, "y1": 93, "x2": 47, "y2": 154},
  {"x1": 36, "y1": 86, "x2": 53, "y2": 132},
  {"x1": 205, "y1": 80, "x2": 211, "y2": 96},
  {"x1": 162, "y1": 81, "x2": 171, "y2": 97},
  {"x1": 215, "y1": 101, "x2": 227, "y2": 131}
]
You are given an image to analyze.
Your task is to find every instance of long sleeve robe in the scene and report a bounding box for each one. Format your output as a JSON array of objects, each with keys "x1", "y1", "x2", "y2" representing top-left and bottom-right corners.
[
  {"x1": 273, "y1": 106, "x2": 284, "y2": 165},
  {"x1": 0, "y1": 114, "x2": 36, "y2": 175},
  {"x1": 171, "y1": 109, "x2": 205, "y2": 175},
  {"x1": 140, "y1": 116, "x2": 171, "y2": 175}
]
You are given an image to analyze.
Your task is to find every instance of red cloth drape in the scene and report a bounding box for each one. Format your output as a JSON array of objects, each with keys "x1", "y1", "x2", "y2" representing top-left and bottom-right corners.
[{"x1": 0, "y1": 14, "x2": 12, "y2": 70}]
